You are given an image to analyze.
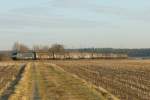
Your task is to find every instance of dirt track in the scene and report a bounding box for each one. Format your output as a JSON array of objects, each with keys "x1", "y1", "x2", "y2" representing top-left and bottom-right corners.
[{"x1": 7, "y1": 62, "x2": 107, "y2": 100}]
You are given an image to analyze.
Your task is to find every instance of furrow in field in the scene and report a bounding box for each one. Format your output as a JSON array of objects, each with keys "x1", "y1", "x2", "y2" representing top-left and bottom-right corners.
[
  {"x1": 0, "y1": 64, "x2": 26, "y2": 100},
  {"x1": 53, "y1": 60, "x2": 150, "y2": 100},
  {"x1": 7, "y1": 62, "x2": 108, "y2": 100}
]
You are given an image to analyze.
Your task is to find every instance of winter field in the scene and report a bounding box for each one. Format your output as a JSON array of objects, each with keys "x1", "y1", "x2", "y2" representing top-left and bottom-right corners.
[{"x1": 0, "y1": 60, "x2": 149, "y2": 100}]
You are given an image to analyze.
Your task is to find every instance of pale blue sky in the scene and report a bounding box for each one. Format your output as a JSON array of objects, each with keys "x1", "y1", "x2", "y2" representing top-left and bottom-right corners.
[{"x1": 0, "y1": 0, "x2": 150, "y2": 50}]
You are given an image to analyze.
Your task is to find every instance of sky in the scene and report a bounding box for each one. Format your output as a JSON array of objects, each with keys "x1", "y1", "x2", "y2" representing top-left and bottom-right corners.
[{"x1": 0, "y1": 0, "x2": 150, "y2": 50}]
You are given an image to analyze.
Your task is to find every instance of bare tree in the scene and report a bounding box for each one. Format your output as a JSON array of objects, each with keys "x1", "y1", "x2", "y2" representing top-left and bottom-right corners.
[
  {"x1": 50, "y1": 44, "x2": 65, "y2": 53},
  {"x1": 12, "y1": 42, "x2": 20, "y2": 51},
  {"x1": 33, "y1": 45, "x2": 49, "y2": 51},
  {"x1": 33, "y1": 45, "x2": 41, "y2": 51},
  {"x1": 49, "y1": 44, "x2": 65, "y2": 59},
  {"x1": 41, "y1": 46, "x2": 49, "y2": 51},
  {"x1": 12, "y1": 42, "x2": 29, "y2": 52}
]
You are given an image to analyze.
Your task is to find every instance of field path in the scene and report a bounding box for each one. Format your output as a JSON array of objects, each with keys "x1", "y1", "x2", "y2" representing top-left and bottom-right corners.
[
  {"x1": 8, "y1": 62, "x2": 106, "y2": 100},
  {"x1": 0, "y1": 64, "x2": 26, "y2": 100},
  {"x1": 32, "y1": 63, "x2": 41, "y2": 100}
]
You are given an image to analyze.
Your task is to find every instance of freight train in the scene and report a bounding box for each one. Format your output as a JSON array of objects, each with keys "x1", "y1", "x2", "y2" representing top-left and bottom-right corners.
[{"x1": 11, "y1": 51, "x2": 128, "y2": 60}]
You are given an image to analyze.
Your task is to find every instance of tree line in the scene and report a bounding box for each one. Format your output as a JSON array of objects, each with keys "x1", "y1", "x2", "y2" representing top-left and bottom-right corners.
[
  {"x1": 0, "y1": 42, "x2": 66, "y2": 61},
  {"x1": 0, "y1": 42, "x2": 150, "y2": 61},
  {"x1": 11, "y1": 42, "x2": 150, "y2": 57},
  {"x1": 74, "y1": 48, "x2": 150, "y2": 57},
  {"x1": 12, "y1": 42, "x2": 65, "y2": 54}
]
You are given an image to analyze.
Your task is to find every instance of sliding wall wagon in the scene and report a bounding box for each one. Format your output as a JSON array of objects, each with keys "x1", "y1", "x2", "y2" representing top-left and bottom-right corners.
[{"x1": 11, "y1": 51, "x2": 128, "y2": 60}]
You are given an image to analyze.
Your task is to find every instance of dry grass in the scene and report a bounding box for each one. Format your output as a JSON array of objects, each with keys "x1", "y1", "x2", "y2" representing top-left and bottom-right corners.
[
  {"x1": 0, "y1": 62, "x2": 24, "y2": 98},
  {"x1": 53, "y1": 59, "x2": 150, "y2": 100},
  {"x1": 7, "y1": 62, "x2": 107, "y2": 100},
  {"x1": 1, "y1": 59, "x2": 148, "y2": 100},
  {"x1": 8, "y1": 63, "x2": 33, "y2": 100}
]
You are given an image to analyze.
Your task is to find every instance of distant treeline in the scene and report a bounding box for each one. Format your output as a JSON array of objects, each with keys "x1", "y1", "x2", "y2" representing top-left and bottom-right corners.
[
  {"x1": 1, "y1": 48, "x2": 150, "y2": 61},
  {"x1": 67, "y1": 48, "x2": 150, "y2": 57}
]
